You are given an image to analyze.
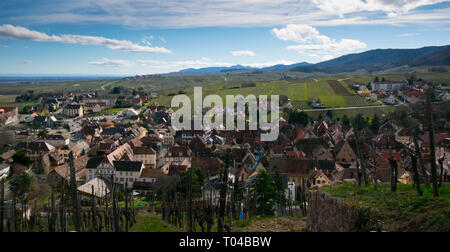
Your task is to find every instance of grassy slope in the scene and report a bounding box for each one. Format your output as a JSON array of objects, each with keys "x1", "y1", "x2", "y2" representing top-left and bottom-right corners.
[
  {"x1": 131, "y1": 211, "x2": 181, "y2": 232},
  {"x1": 233, "y1": 216, "x2": 307, "y2": 232},
  {"x1": 321, "y1": 183, "x2": 450, "y2": 232},
  {"x1": 131, "y1": 211, "x2": 307, "y2": 232}
]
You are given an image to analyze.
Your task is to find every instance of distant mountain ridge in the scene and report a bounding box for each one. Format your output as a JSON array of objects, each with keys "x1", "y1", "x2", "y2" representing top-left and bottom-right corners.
[
  {"x1": 290, "y1": 45, "x2": 450, "y2": 74},
  {"x1": 174, "y1": 45, "x2": 449, "y2": 75},
  {"x1": 178, "y1": 62, "x2": 312, "y2": 73}
]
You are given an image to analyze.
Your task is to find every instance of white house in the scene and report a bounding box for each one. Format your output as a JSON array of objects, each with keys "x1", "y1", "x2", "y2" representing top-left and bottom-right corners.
[
  {"x1": 0, "y1": 164, "x2": 10, "y2": 180},
  {"x1": 373, "y1": 82, "x2": 406, "y2": 92},
  {"x1": 124, "y1": 108, "x2": 139, "y2": 118},
  {"x1": 384, "y1": 95, "x2": 397, "y2": 105},
  {"x1": 439, "y1": 92, "x2": 450, "y2": 102},
  {"x1": 41, "y1": 135, "x2": 70, "y2": 147}
]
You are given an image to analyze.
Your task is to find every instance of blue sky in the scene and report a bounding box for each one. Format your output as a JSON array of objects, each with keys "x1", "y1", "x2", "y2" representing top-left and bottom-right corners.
[{"x1": 0, "y1": 0, "x2": 449, "y2": 75}]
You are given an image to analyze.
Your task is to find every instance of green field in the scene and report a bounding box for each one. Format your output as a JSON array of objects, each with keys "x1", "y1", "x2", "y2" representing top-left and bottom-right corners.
[
  {"x1": 104, "y1": 107, "x2": 127, "y2": 114},
  {"x1": 152, "y1": 78, "x2": 372, "y2": 109},
  {"x1": 0, "y1": 94, "x2": 41, "y2": 109},
  {"x1": 131, "y1": 212, "x2": 181, "y2": 232}
]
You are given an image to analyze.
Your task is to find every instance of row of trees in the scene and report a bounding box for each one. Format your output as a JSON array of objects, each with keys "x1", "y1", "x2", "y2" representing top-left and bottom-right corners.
[
  {"x1": 156, "y1": 149, "x2": 308, "y2": 233},
  {"x1": 1, "y1": 152, "x2": 138, "y2": 232}
]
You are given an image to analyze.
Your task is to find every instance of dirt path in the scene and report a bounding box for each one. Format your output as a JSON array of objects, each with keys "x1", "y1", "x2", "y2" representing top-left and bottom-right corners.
[{"x1": 235, "y1": 217, "x2": 307, "y2": 232}]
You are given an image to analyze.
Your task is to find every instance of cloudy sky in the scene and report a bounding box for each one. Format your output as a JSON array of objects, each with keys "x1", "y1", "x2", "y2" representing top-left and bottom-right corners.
[{"x1": 0, "y1": 0, "x2": 449, "y2": 75}]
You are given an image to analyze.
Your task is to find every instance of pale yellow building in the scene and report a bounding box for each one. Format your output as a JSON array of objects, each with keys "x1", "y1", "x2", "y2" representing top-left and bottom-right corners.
[
  {"x1": 64, "y1": 104, "x2": 84, "y2": 117},
  {"x1": 133, "y1": 147, "x2": 157, "y2": 169}
]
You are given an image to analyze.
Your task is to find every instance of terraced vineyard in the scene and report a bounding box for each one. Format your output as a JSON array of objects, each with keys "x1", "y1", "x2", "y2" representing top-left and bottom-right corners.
[
  {"x1": 327, "y1": 80, "x2": 350, "y2": 94},
  {"x1": 344, "y1": 96, "x2": 368, "y2": 105},
  {"x1": 153, "y1": 78, "x2": 371, "y2": 109}
]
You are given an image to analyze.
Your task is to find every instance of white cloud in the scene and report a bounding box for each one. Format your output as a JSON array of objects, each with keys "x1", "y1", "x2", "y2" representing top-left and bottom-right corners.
[
  {"x1": 231, "y1": 50, "x2": 256, "y2": 57},
  {"x1": 397, "y1": 33, "x2": 420, "y2": 37},
  {"x1": 273, "y1": 24, "x2": 367, "y2": 56},
  {"x1": 312, "y1": 0, "x2": 447, "y2": 16},
  {"x1": 272, "y1": 24, "x2": 330, "y2": 43},
  {"x1": 0, "y1": 24, "x2": 172, "y2": 53},
  {"x1": 0, "y1": 44, "x2": 8, "y2": 48},
  {"x1": 88, "y1": 58, "x2": 132, "y2": 67},
  {"x1": 8, "y1": 0, "x2": 448, "y2": 28},
  {"x1": 287, "y1": 39, "x2": 367, "y2": 54}
]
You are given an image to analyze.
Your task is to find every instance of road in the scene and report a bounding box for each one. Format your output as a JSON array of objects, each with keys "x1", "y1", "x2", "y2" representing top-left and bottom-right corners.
[
  {"x1": 301, "y1": 103, "x2": 405, "y2": 112},
  {"x1": 101, "y1": 80, "x2": 120, "y2": 91}
]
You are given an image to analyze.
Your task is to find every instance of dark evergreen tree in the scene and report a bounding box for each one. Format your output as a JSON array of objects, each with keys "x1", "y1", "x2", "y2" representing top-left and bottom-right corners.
[{"x1": 370, "y1": 114, "x2": 380, "y2": 132}]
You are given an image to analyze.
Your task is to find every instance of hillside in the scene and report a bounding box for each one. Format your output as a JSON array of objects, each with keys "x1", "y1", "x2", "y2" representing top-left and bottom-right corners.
[
  {"x1": 291, "y1": 45, "x2": 450, "y2": 74},
  {"x1": 320, "y1": 183, "x2": 450, "y2": 232},
  {"x1": 177, "y1": 62, "x2": 312, "y2": 74}
]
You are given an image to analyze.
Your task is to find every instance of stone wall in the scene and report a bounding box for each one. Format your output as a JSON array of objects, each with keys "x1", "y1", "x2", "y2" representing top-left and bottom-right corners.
[{"x1": 307, "y1": 190, "x2": 372, "y2": 232}]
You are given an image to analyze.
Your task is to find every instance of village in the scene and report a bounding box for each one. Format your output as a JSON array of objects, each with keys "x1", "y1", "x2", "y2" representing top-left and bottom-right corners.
[{"x1": 0, "y1": 76, "x2": 449, "y2": 232}]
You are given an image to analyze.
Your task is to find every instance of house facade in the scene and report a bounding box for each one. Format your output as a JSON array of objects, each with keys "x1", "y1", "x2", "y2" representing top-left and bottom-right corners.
[
  {"x1": 113, "y1": 161, "x2": 144, "y2": 188},
  {"x1": 64, "y1": 104, "x2": 84, "y2": 117},
  {"x1": 133, "y1": 147, "x2": 157, "y2": 169},
  {"x1": 335, "y1": 141, "x2": 357, "y2": 164}
]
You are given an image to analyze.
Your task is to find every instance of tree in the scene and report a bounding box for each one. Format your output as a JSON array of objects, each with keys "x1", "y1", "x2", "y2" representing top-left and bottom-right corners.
[
  {"x1": 178, "y1": 168, "x2": 204, "y2": 198},
  {"x1": 407, "y1": 73, "x2": 417, "y2": 85},
  {"x1": 370, "y1": 114, "x2": 380, "y2": 132},
  {"x1": 374, "y1": 76, "x2": 380, "y2": 83},
  {"x1": 352, "y1": 114, "x2": 369, "y2": 187},
  {"x1": 218, "y1": 149, "x2": 231, "y2": 232},
  {"x1": 271, "y1": 167, "x2": 286, "y2": 216},
  {"x1": 232, "y1": 178, "x2": 243, "y2": 220},
  {"x1": 12, "y1": 150, "x2": 32, "y2": 166},
  {"x1": 326, "y1": 110, "x2": 333, "y2": 120},
  {"x1": 426, "y1": 88, "x2": 439, "y2": 197},
  {"x1": 38, "y1": 131, "x2": 48, "y2": 138},
  {"x1": 69, "y1": 152, "x2": 81, "y2": 232},
  {"x1": 112, "y1": 87, "x2": 121, "y2": 94},
  {"x1": 0, "y1": 179, "x2": 4, "y2": 232},
  {"x1": 9, "y1": 171, "x2": 33, "y2": 232},
  {"x1": 352, "y1": 114, "x2": 368, "y2": 131},
  {"x1": 410, "y1": 154, "x2": 423, "y2": 196},
  {"x1": 253, "y1": 170, "x2": 276, "y2": 216},
  {"x1": 22, "y1": 107, "x2": 30, "y2": 114},
  {"x1": 342, "y1": 115, "x2": 350, "y2": 127},
  {"x1": 288, "y1": 111, "x2": 309, "y2": 126},
  {"x1": 389, "y1": 157, "x2": 398, "y2": 192}
]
